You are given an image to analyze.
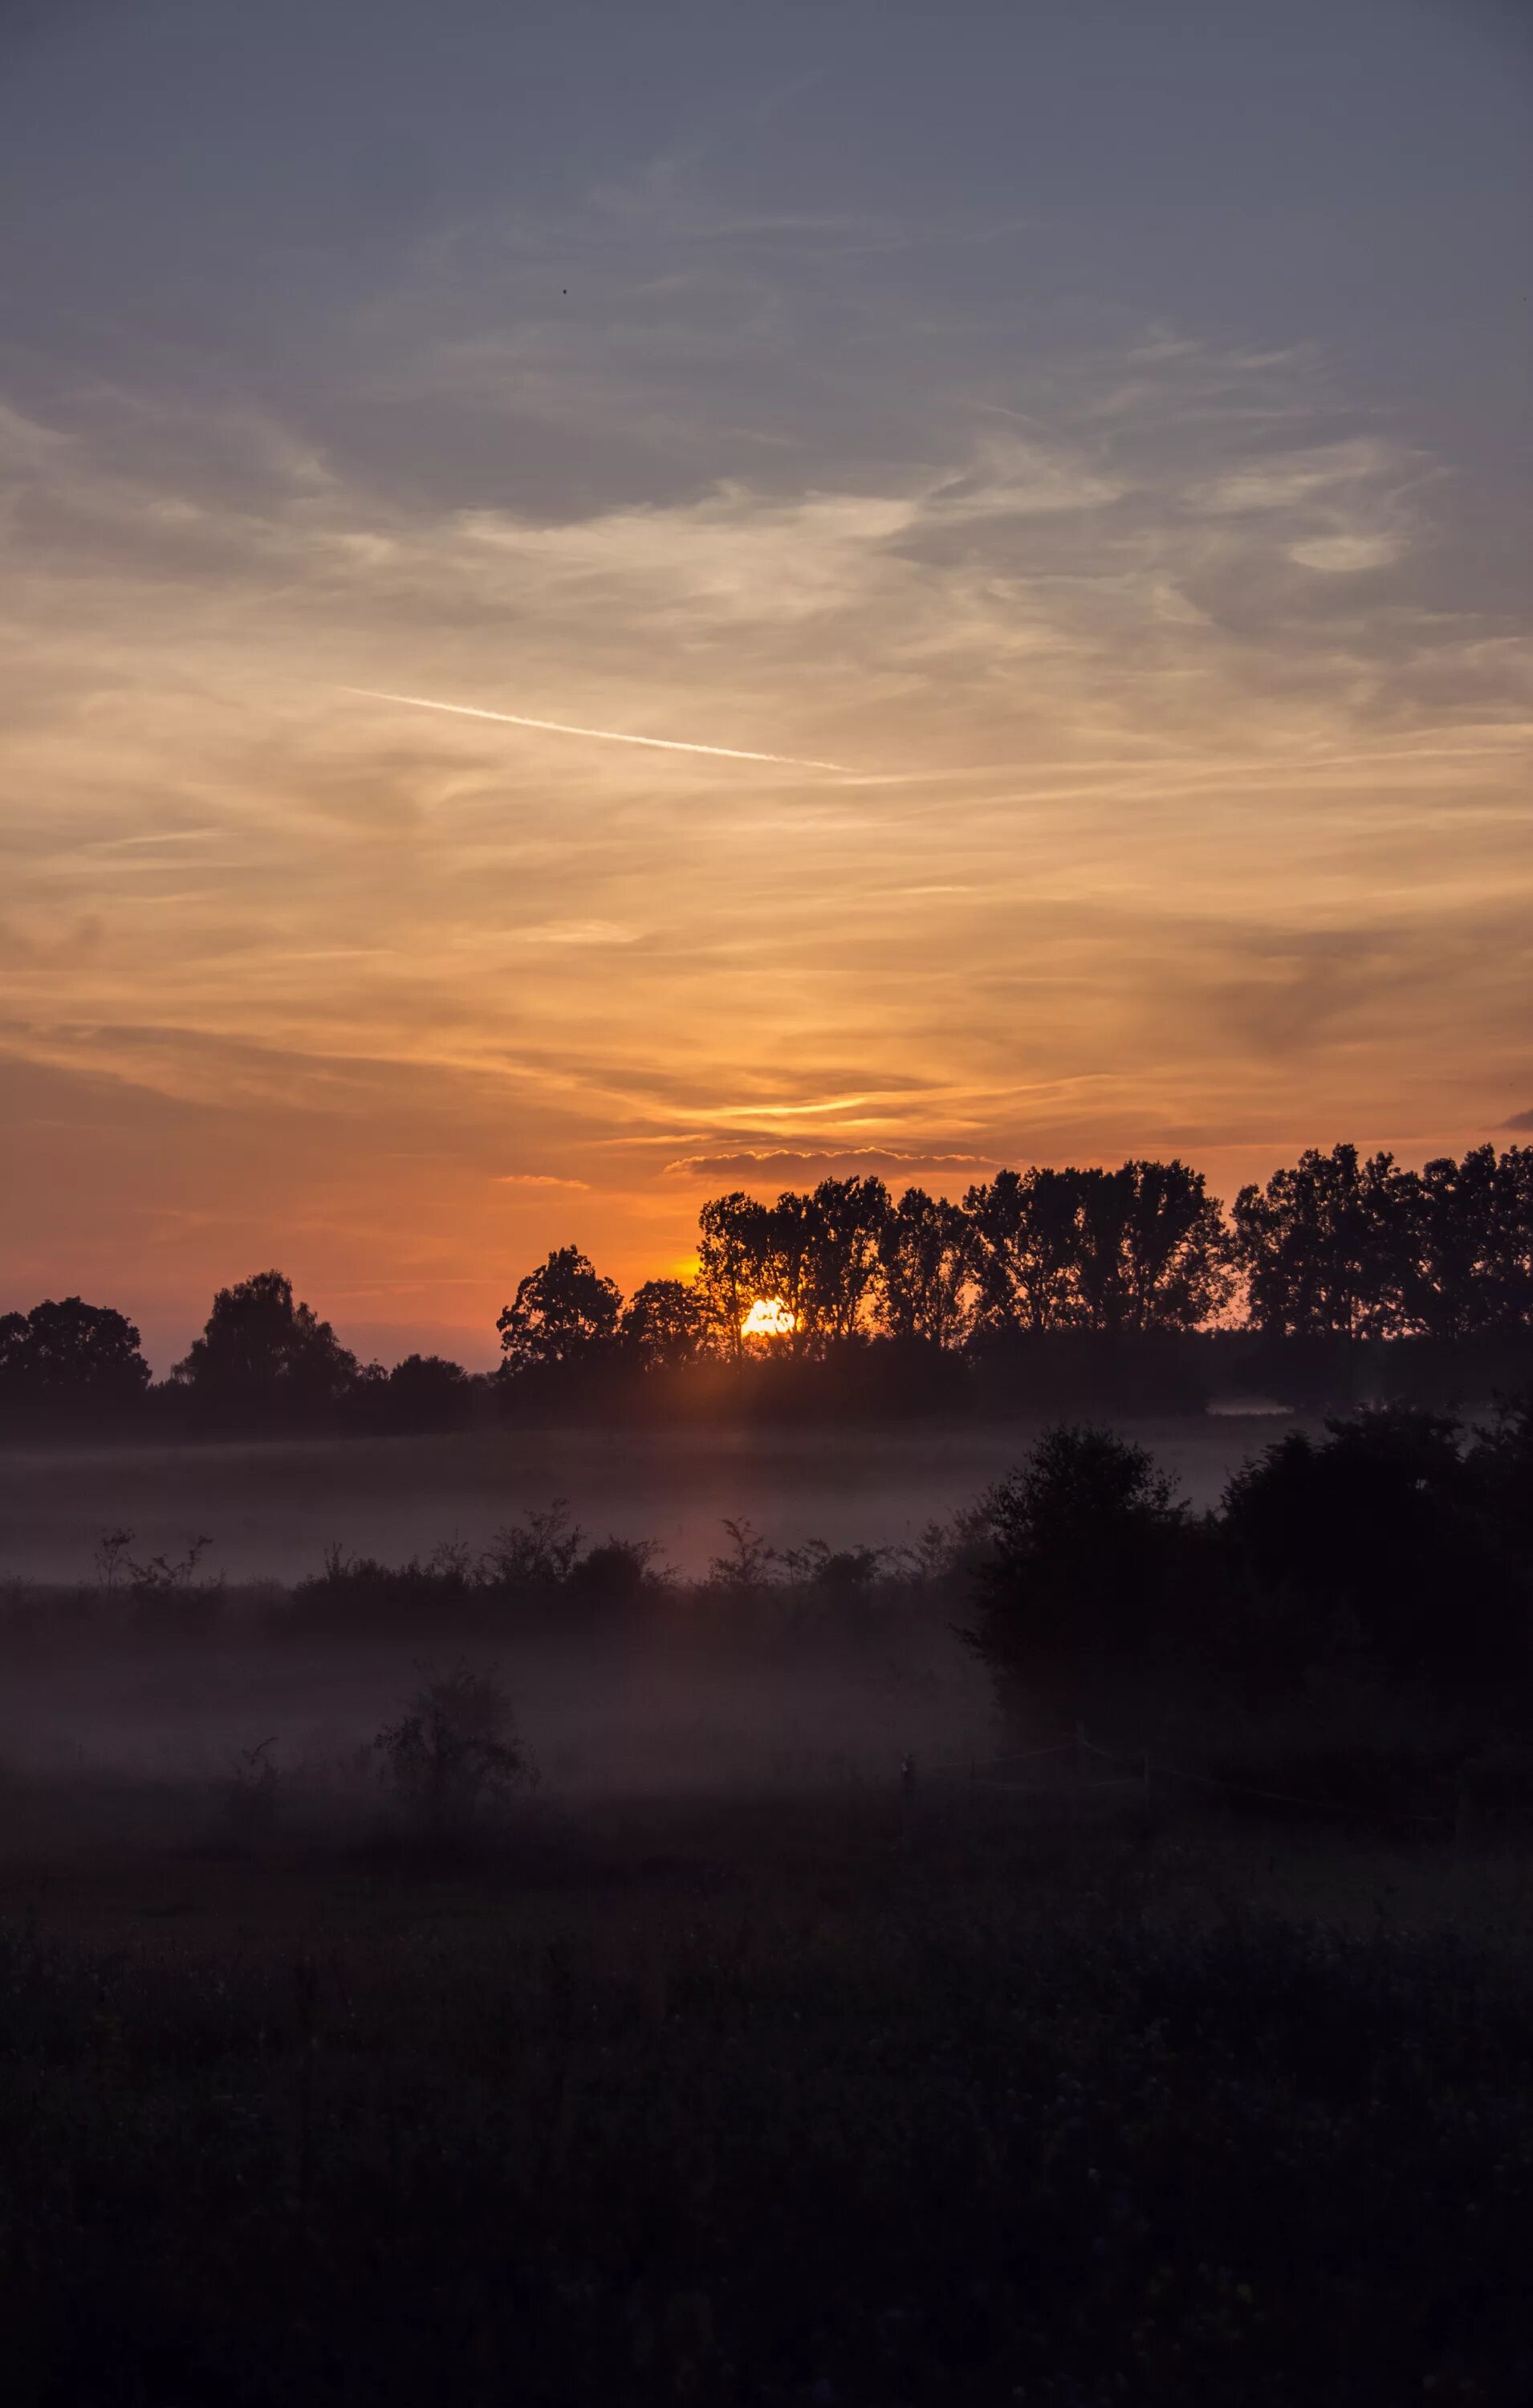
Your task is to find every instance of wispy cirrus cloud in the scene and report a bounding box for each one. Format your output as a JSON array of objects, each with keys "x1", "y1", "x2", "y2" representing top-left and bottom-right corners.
[
  {"x1": 494, "y1": 1171, "x2": 592, "y2": 1188},
  {"x1": 344, "y1": 686, "x2": 848, "y2": 771},
  {"x1": 663, "y1": 1147, "x2": 995, "y2": 1180},
  {"x1": 1, "y1": 160, "x2": 1528, "y2": 1331}
]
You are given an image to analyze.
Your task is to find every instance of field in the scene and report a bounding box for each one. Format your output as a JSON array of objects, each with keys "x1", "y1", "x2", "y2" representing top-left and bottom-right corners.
[
  {"x1": 2, "y1": 1413, "x2": 1528, "y2": 2406},
  {"x1": 2, "y1": 1775, "x2": 1530, "y2": 2408}
]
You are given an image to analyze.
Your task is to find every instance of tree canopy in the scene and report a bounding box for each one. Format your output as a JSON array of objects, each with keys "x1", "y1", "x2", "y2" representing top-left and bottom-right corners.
[
  {"x1": 8, "y1": 1141, "x2": 1533, "y2": 1439},
  {"x1": 497, "y1": 1247, "x2": 623, "y2": 1371},
  {"x1": 173, "y1": 1270, "x2": 359, "y2": 1421},
  {"x1": 0, "y1": 1297, "x2": 151, "y2": 1415}
]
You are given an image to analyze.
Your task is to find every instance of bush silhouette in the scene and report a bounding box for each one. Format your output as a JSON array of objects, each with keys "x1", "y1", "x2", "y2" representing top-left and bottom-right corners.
[
  {"x1": 374, "y1": 1660, "x2": 534, "y2": 1834},
  {"x1": 1221, "y1": 1405, "x2": 1511, "y2": 1690},
  {"x1": 965, "y1": 1424, "x2": 1198, "y2": 1702}
]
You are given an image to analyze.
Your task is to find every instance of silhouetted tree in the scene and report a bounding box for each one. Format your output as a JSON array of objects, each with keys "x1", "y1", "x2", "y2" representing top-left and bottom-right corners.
[
  {"x1": 695, "y1": 1192, "x2": 775, "y2": 1358},
  {"x1": 799, "y1": 1175, "x2": 891, "y2": 1343},
  {"x1": 372, "y1": 1353, "x2": 474, "y2": 1430},
  {"x1": 0, "y1": 1296, "x2": 151, "y2": 1416},
  {"x1": 693, "y1": 1178, "x2": 893, "y2": 1356},
  {"x1": 173, "y1": 1270, "x2": 358, "y2": 1422},
  {"x1": 620, "y1": 1278, "x2": 712, "y2": 1370},
  {"x1": 1220, "y1": 1404, "x2": 1511, "y2": 1690},
  {"x1": 963, "y1": 1161, "x2": 1230, "y2": 1337},
  {"x1": 1230, "y1": 1144, "x2": 1415, "y2": 1339},
  {"x1": 1401, "y1": 1145, "x2": 1533, "y2": 1339},
  {"x1": 497, "y1": 1247, "x2": 621, "y2": 1372},
  {"x1": 963, "y1": 1167, "x2": 1086, "y2": 1331},
  {"x1": 1071, "y1": 1159, "x2": 1233, "y2": 1332},
  {"x1": 1497, "y1": 1148, "x2": 1533, "y2": 1325},
  {"x1": 965, "y1": 1425, "x2": 1195, "y2": 1700},
  {"x1": 761, "y1": 1186, "x2": 820, "y2": 1344},
  {"x1": 875, "y1": 1187, "x2": 973, "y2": 1345}
]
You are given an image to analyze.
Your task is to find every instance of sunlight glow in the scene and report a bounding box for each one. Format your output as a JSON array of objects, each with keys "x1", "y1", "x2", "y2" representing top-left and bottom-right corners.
[{"x1": 742, "y1": 1297, "x2": 796, "y2": 1339}]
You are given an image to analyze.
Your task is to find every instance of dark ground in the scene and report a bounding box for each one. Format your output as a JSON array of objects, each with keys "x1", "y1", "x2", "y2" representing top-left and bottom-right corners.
[{"x1": 2, "y1": 1776, "x2": 1528, "y2": 2407}]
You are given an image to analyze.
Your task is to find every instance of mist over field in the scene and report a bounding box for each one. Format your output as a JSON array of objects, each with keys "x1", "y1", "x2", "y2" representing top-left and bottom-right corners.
[
  {"x1": 0, "y1": 1413, "x2": 1278, "y2": 1805},
  {"x1": 0, "y1": 1422, "x2": 1081, "y2": 1795},
  {"x1": 0, "y1": 1415, "x2": 1284, "y2": 1586},
  {"x1": 4, "y1": 1393, "x2": 1532, "y2": 2408},
  {"x1": 0, "y1": 1607, "x2": 993, "y2": 1801}
]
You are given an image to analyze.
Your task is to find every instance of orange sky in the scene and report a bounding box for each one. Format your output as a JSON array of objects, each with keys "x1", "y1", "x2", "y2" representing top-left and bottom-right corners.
[
  {"x1": 3, "y1": 362, "x2": 1529, "y2": 1369},
  {"x1": 2, "y1": 9, "x2": 1530, "y2": 1372}
]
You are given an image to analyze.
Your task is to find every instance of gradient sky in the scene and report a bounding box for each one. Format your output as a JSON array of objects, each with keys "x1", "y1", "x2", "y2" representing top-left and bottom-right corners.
[{"x1": 2, "y1": 0, "x2": 1530, "y2": 1369}]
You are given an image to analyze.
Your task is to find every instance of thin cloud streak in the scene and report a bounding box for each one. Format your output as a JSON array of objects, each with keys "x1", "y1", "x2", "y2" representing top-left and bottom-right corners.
[
  {"x1": 340, "y1": 688, "x2": 848, "y2": 772},
  {"x1": 1, "y1": 108, "x2": 1527, "y2": 1331}
]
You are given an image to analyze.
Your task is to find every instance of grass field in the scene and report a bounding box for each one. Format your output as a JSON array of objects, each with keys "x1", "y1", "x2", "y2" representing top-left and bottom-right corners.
[
  {"x1": 3, "y1": 1412, "x2": 1527, "y2": 2404},
  {"x1": 2, "y1": 1778, "x2": 1528, "y2": 2407}
]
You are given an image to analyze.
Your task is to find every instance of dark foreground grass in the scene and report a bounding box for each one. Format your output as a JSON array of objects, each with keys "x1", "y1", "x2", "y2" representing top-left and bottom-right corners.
[{"x1": 2, "y1": 1799, "x2": 1530, "y2": 2408}]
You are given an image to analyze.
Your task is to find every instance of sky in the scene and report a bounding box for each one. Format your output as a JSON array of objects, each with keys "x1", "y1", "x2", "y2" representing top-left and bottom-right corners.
[{"x1": 1, "y1": 0, "x2": 1529, "y2": 1372}]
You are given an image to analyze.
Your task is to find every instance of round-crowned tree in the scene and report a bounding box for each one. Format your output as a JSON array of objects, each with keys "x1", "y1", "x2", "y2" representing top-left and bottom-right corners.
[
  {"x1": 496, "y1": 1247, "x2": 622, "y2": 1373},
  {"x1": 173, "y1": 1270, "x2": 358, "y2": 1426},
  {"x1": 619, "y1": 1277, "x2": 711, "y2": 1371},
  {"x1": 0, "y1": 1297, "x2": 151, "y2": 1423}
]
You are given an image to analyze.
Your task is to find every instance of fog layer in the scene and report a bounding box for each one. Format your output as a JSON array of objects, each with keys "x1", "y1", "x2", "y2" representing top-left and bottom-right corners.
[{"x1": 0, "y1": 1418, "x2": 1287, "y2": 1584}]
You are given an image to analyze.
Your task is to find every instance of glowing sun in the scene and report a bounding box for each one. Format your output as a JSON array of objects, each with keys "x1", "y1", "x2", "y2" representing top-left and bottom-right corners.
[{"x1": 741, "y1": 1297, "x2": 796, "y2": 1339}]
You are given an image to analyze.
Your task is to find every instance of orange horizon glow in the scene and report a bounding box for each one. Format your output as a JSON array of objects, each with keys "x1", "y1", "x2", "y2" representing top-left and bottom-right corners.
[{"x1": 2, "y1": 98, "x2": 1528, "y2": 1378}]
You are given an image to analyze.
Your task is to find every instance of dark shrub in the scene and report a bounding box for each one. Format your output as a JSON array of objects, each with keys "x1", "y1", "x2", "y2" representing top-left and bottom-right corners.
[
  {"x1": 1220, "y1": 1405, "x2": 1517, "y2": 1695},
  {"x1": 964, "y1": 1424, "x2": 1204, "y2": 1709}
]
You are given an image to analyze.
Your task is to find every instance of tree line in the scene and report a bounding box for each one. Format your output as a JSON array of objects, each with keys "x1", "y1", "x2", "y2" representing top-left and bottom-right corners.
[
  {"x1": 4, "y1": 1141, "x2": 1532, "y2": 1433},
  {"x1": 502, "y1": 1141, "x2": 1533, "y2": 1364}
]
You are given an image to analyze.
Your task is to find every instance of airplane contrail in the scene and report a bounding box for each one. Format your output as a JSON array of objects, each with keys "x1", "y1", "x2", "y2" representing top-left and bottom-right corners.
[{"x1": 341, "y1": 687, "x2": 848, "y2": 771}]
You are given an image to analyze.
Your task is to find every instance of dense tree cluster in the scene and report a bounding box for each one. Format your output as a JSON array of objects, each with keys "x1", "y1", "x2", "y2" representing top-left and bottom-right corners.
[
  {"x1": 967, "y1": 1393, "x2": 1533, "y2": 1714},
  {"x1": 501, "y1": 1143, "x2": 1533, "y2": 1372},
  {"x1": 506, "y1": 1159, "x2": 1234, "y2": 1369},
  {"x1": 1230, "y1": 1142, "x2": 1533, "y2": 1340},
  {"x1": 170, "y1": 1270, "x2": 359, "y2": 1426},
  {"x1": 3, "y1": 1143, "x2": 1532, "y2": 1434},
  {"x1": 0, "y1": 1298, "x2": 150, "y2": 1418}
]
